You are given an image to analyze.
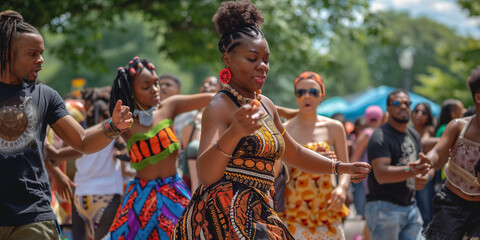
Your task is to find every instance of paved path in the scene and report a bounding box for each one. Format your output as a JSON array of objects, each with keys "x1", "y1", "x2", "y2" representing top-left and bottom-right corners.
[{"x1": 343, "y1": 204, "x2": 367, "y2": 240}]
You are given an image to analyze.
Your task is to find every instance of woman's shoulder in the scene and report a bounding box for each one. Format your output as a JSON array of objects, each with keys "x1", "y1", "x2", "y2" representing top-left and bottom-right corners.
[
  {"x1": 318, "y1": 115, "x2": 343, "y2": 128},
  {"x1": 203, "y1": 91, "x2": 236, "y2": 120}
]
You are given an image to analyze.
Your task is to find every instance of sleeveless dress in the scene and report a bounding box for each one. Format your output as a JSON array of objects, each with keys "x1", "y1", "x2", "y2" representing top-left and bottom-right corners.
[
  {"x1": 283, "y1": 142, "x2": 349, "y2": 240},
  {"x1": 106, "y1": 119, "x2": 191, "y2": 240},
  {"x1": 172, "y1": 90, "x2": 294, "y2": 240}
]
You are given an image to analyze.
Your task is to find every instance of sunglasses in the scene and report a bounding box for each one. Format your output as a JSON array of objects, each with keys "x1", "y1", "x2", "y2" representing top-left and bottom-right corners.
[
  {"x1": 413, "y1": 109, "x2": 427, "y2": 115},
  {"x1": 295, "y1": 88, "x2": 322, "y2": 98},
  {"x1": 390, "y1": 100, "x2": 412, "y2": 107}
]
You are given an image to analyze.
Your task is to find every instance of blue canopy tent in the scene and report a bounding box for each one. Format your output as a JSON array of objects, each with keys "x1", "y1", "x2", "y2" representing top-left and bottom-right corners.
[{"x1": 317, "y1": 85, "x2": 441, "y2": 122}]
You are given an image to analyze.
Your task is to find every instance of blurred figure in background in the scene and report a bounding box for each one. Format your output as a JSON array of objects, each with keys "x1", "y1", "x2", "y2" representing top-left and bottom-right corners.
[
  {"x1": 349, "y1": 105, "x2": 383, "y2": 240},
  {"x1": 46, "y1": 88, "x2": 127, "y2": 240},
  {"x1": 159, "y1": 74, "x2": 181, "y2": 101},
  {"x1": 435, "y1": 99, "x2": 465, "y2": 138},
  {"x1": 180, "y1": 76, "x2": 221, "y2": 191},
  {"x1": 411, "y1": 102, "x2": 437, "y2": 227}
]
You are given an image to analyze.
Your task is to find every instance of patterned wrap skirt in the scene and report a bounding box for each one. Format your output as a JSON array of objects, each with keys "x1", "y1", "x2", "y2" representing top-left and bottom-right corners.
[
  {"x1": 106, "y1": 175, "x2": 191, "y2": 240},
  {"x1": 172, "y1": 177, "x2": 294, "y2": 240}
]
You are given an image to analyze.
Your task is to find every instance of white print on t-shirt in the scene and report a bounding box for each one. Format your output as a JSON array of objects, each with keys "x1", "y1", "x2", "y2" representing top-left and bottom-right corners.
[
  {"x1": 0, "y1": 96, "x2": 37, "y2": 156},
  {"x1": 398, "y1": 136, "x2": 417, "y2": 190},
  {"x1": 398, "y1": 136, "x2": 417, "y2": 166}
]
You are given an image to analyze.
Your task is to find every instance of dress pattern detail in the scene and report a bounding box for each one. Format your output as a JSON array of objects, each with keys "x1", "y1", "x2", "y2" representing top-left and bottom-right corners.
[
  {"x1": 283, "y1": 142, "x2": 349, "y2": 240},
  {"x1": 127, "y1": 119, "x2": 179, "y2": 171},
  {"x1": 106, "y1": 175, "x2": 191, "y2": 240},
  {"x1": 173, "y1": 114, "x2": 293, "y2": 240}
]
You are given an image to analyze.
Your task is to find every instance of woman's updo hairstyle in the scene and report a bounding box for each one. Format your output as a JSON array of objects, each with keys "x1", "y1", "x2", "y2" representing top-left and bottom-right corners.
[{"x1": 212, "y1": 0, "x2": 265, "y2": 54}]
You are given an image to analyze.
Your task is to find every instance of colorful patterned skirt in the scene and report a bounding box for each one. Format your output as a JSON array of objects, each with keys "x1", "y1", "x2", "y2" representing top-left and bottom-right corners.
[
  {"x1": 172, "y1": 177, "x2": 294, "y2": 240},
  {"x1": 106, "y1": 175, "x2": 191, "y2": 240}
]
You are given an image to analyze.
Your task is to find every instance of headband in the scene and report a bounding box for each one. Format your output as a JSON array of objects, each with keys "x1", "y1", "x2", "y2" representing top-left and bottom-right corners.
[{"x1": 294, "y1": 71, "x2": 325, "y2": 96}]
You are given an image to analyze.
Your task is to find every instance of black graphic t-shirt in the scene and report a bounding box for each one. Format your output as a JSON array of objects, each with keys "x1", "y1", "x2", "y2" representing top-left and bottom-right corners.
[
  {"x1": 0, "y1": 81, "x2": 68, "y2": 226},
  {"x1": 366, "y1": 124, "x2": 422, "y2": 206}
]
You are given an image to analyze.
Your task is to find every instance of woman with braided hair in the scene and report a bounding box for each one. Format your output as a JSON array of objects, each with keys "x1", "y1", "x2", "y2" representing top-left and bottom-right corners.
[
  {"x1": 104, "y1": 57, "x2": 213, "y2": 239},
  {"x1": 0, "y1": 10, "x2": 132, "y2": 239},
  {"x1": 172, "y1": 1, "x2": 371, "y2": 239}
]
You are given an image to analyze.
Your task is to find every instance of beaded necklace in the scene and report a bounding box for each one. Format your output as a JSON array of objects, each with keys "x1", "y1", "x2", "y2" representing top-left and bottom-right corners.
[{"x1": 223, "y1": 84, "x2": 262, "y2": 105}]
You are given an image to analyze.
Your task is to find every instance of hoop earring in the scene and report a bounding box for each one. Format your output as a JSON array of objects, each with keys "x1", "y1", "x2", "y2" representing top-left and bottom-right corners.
[{"x1": 219, "y1": 68, "x2": 231, "y2": 84}]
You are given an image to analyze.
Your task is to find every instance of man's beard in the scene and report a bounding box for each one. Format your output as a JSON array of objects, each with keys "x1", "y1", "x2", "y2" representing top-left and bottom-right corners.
[{"x1": 390, "y1": 114, "x2": 409, "y2": 124}]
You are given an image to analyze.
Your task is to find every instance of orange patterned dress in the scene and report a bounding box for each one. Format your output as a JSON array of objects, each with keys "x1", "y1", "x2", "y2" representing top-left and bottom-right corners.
[
  {"x1": 283, "y1": 142, "x2": 349, "y2": 240},
  {"x1": 173, "y1": 90, "x2": 294, "y2": 240}
]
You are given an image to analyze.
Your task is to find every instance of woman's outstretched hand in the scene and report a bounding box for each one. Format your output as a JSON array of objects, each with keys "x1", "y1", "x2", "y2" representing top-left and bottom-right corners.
[
  {"x1": 345, "y1": 162, "x2": 371, "y2": 183},
  {"x1": 409, "y1": 152, "x2": 432, "y2": 176}
]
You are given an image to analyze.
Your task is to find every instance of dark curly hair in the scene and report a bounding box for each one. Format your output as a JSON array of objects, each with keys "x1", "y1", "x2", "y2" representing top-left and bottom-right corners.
[
  {"x1": 109, "y1": 57, "x2": 157, "y2": 115},
  {"x1": 82, "y1": 87, "x2": 111, "y2": 126},
  {"x1": 467, "y1": 65, "x2": 480, "y2": 98},
  {"x1": 0, "y1": 10, "x2": 40, "y2": 76},
  {"x1": 212, "y1": 0, "x2": 265, "y2": 54}
]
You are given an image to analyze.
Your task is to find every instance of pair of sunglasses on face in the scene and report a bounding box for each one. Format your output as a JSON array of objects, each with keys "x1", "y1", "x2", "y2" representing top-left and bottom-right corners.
[
  {"x1": 390, "y1": 100, "x2": 412, "y2": 107},
  {"x1": 295, "y1": 88, "x2": 322, "y2": 98},
  {"x1": 412, "y1": 109, "x2": 427, "y2": 115}
]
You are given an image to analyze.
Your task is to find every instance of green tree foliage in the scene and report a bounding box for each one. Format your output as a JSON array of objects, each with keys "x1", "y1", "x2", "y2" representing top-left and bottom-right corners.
[
  {"x1": 458, "y1": 0, "x2": 480, "y2": 16},
  {"x1": 414, "y1": 39, "x2": 480, "y2": 107},
  {"x1": 414, "y1": 1, "x2": 480, "y2": 107},
  {"x1": 1, "y1": 0, "x2": 377, "y2": 106},
  {"x1": 363, "y1": 11, "x2": 464, "y2": 90},
  {"x1": 323, "y1": 10, "x2": 465, "y2": 104}
]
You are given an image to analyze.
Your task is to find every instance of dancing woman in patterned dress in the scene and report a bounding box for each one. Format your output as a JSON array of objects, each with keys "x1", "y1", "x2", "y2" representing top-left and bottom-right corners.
[
  {"x1": 104, "y1": 57, "x2": 213, "y2": 240},
  {"x1": 172, "y1": 1, "x2": 371, "y2": 239}
]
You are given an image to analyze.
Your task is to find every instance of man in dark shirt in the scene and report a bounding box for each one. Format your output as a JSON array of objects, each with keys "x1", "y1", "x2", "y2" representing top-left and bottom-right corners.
[
  {"x1": 365, "y1": 89, "x2": 433, "y2": 240},
  {"x1": 0, "y1": 10, "x2": 132, "y2": 239}
]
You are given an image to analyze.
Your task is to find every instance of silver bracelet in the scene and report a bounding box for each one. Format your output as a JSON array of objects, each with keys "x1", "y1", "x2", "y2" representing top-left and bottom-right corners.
[{"x1": 214, "y1": 141, "x2": 232, "y2": 158}]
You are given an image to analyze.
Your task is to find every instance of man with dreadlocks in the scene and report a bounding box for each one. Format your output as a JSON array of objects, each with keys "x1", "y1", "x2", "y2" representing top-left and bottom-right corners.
[{"x1": 0, "y1": 10, "x2": 133, "y2": 239}]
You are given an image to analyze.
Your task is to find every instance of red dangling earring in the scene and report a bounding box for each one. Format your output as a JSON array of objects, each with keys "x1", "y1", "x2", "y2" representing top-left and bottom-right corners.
[{"x1": 219, "y1": 68, "x2": 231, "y2": 84}]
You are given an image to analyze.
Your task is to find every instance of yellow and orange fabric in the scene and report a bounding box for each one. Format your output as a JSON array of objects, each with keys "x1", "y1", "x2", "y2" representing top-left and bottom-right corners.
[{"x1": 283, "y1": 142, "x2": 349, "y2": 240}]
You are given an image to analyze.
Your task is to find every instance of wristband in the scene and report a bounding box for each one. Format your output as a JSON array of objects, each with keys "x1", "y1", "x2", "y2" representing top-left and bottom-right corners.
[
  {"x1": 110, "y1": 119, "x2": 129, "y2": 133},
  {"x1": 334, "y1": 161, "x2": 342, "y2": 175}
]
